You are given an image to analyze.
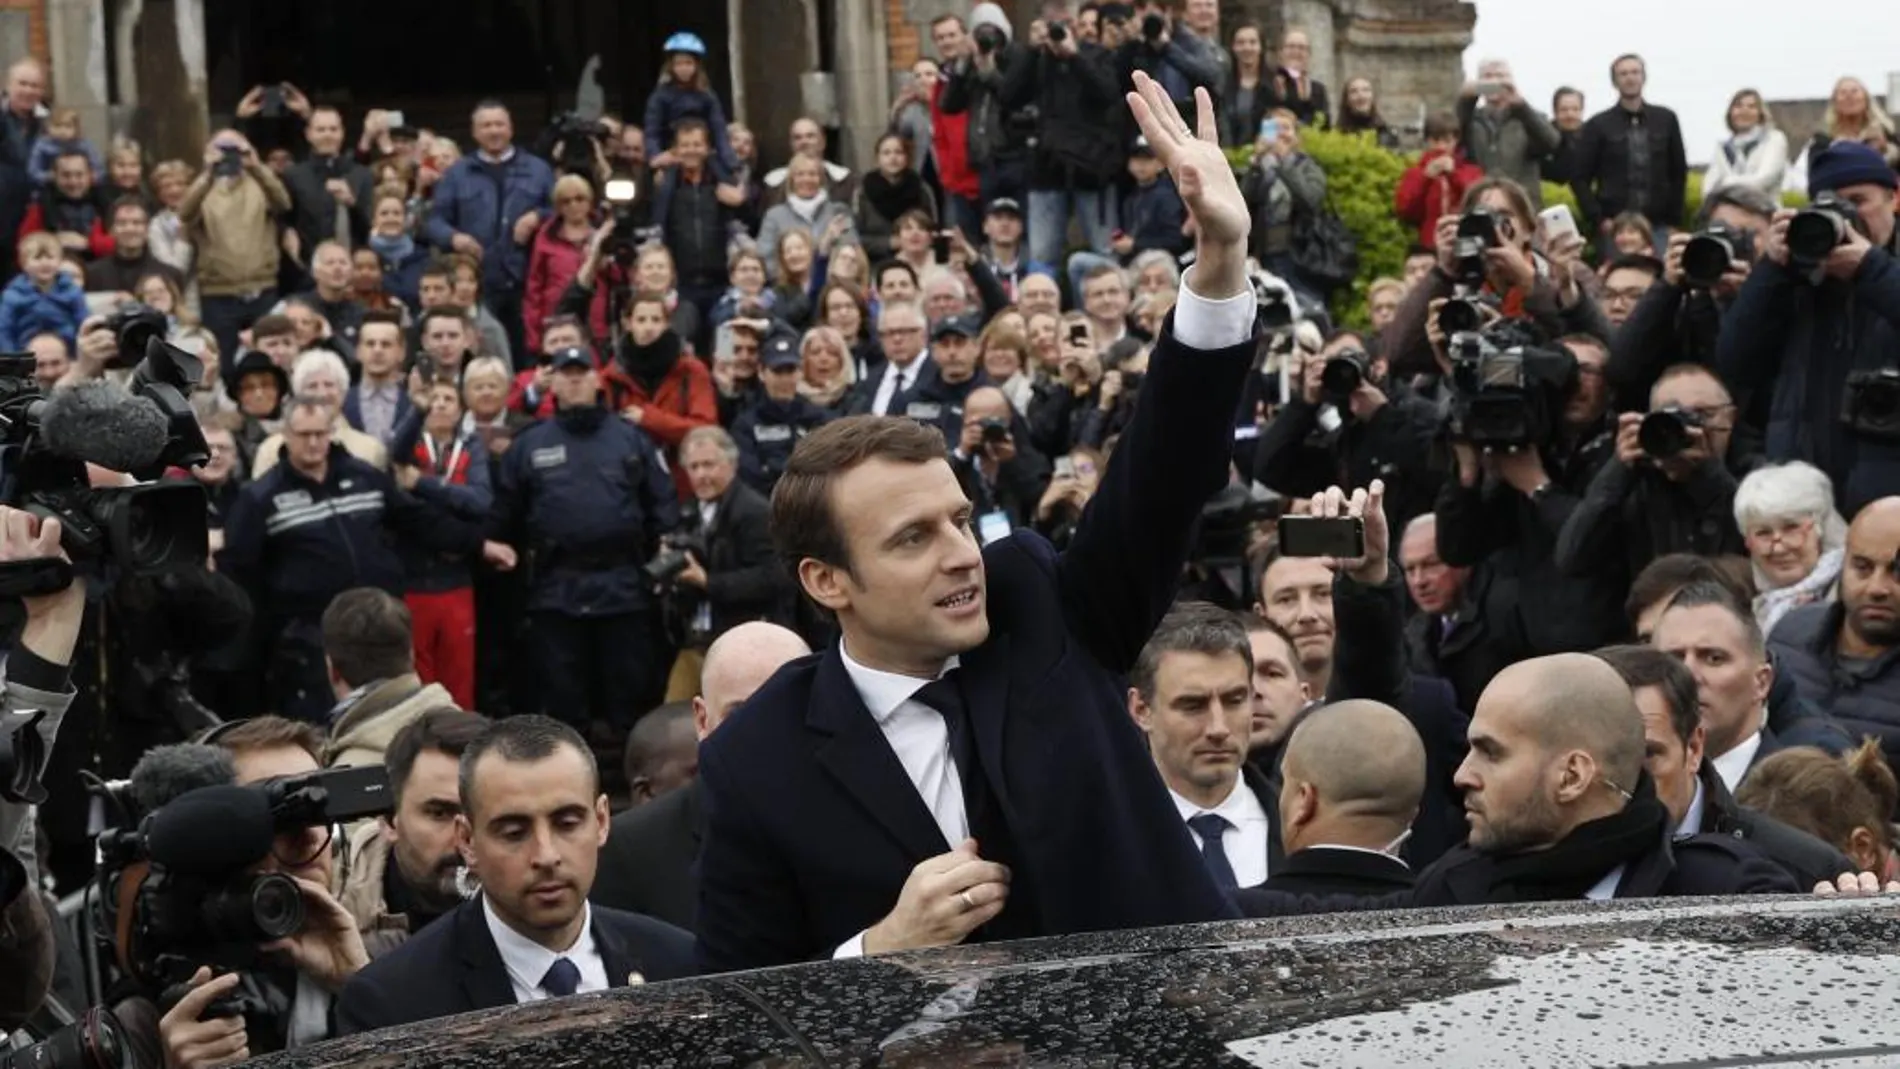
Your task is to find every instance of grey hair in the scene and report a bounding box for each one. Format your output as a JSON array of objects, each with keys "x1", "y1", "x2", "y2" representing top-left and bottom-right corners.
[
  {"x1": 1695, "y1": 184, "x2": 1779, "y2": 227},
  {"x1": 1129, "y1": 249, "x2": 1181, "y2": 290},
  {"x1": 918, "y1": 268, "x2": 967, "y2": 301},
  {"x1": 290, "y1": 349, "x2": 350, "y2": 395},
  {"x1": 682, "y1": 424, "x2": 740, "y2": 465},
  {"x1": 1733, "y1": 461, "x2": 1847, "y2": 550},
  {"x1": 878, "y1": 299, "x2": 926, "y2": 327}
]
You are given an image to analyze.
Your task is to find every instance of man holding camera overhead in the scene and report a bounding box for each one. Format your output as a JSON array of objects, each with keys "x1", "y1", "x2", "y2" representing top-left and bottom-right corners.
[{"x1": 1716, "y1": 140, "x2": 1900, "y2": 516}]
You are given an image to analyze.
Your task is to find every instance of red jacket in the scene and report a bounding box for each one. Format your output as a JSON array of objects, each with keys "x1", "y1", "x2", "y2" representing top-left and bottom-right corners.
[
  {"x1": 17, "y1": 203, "x2": 113, "y2": 261},
  {"x1": 522, "y1": 219, "x2": 610, "y2": 353},
  {"x1": 1395, "y1": 150, "x2": 1485, "y2": 251},
  {"x1": 604, "y1": 354, "x2": 717, "y2": 498},
  {"x1": 931, "y1": 82, "x2": 978, "y2": 200}
]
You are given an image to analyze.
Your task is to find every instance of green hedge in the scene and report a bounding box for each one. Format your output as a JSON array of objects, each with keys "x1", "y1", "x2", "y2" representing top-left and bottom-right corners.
[{"x1": 1228, "y1": 134, "x2": 1809, "y2": 328}]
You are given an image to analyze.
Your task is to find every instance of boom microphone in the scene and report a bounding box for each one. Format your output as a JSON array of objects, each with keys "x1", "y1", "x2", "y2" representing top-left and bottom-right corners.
[
  {"x1": 146, "y1": 784, "x2": 275, "y2": 875},
  {"x1": 39, "y1": 380, "x2": 173, "y2": 473},
  {"x1": 129, "y1": 743, "x2": 236, "y2": 817}
]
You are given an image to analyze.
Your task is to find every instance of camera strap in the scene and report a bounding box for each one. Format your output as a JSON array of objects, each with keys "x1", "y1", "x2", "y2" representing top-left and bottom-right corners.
[{"x1": 0, "y1": 558, "x2": 73, "y2": 599}]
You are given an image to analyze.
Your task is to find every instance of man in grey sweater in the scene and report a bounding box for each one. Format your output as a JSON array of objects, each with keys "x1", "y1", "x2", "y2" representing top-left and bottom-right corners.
[{"x1": 1457, "y1": 59, "x2": 1562, "y2": 208}]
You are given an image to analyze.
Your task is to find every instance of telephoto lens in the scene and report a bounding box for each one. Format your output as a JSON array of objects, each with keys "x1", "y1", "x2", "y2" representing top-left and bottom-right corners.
[
  {"x1": 1319, "y1": 349, "x2": 1369, "y2": 400},
  {"x1": 1787, "y1": 193, "x2": 1857, "y2": 269},
  {"x1": 0, "y1": 1006, "x2": 136, "y2": 1069},
  {"x1": 199, "y1": 872, "x2": 305, "y2": 945},
  {"x1": 1638, "y1": 407, "x2": 1700, "y2": 459}
]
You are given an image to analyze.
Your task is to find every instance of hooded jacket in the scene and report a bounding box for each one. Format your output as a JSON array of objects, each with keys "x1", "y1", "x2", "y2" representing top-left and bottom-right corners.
[{"x1": 325, "y1": 673, "x2": 458, "y2": 769}]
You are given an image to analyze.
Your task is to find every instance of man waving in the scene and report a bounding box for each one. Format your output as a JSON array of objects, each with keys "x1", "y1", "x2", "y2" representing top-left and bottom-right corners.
[{"x1": 696, "y1": 74, "x2": 1258, "y2": 971}]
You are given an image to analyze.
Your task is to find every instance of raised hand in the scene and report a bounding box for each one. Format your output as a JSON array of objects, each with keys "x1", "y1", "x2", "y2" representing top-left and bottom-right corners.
[{"x1": 1124, "y1": 72, "x2": 1248, "y2": 298}]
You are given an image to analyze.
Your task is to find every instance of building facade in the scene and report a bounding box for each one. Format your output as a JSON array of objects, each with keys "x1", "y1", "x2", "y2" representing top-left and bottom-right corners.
[{"x1": 9, "y1": 0, "x2": 1473, "y2": 174}]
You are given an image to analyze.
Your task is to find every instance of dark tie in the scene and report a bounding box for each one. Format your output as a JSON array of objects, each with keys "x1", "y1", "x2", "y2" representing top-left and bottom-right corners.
[
  {"x1": 1186, "y1": 813, "x2": 1240, "y2": 890},
  {"x1": 910, "y1": 674, "x2": 975, "y2": 788},
  {"x1": 540, "y1": 957, "x2": 581, "y2": 998}
]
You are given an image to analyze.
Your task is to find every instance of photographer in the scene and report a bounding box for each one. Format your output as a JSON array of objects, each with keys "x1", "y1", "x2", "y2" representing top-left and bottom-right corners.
[
  {"x1": 1001, "y1": 14, "x2": 1126, "y2": 270},
  {"x1": 1555, "y1": 364, "x2": 1752, "y2": 581},
  {"x1": 142, "y1": 718, "x2": 371, "y2": 1068},
  {"x1": 1382, "y1": 178, "x2": 1611, "y2": 381},
  {"x1": 659, "y1": 426, "x2": 788, "y2": 698},
  {"x1": 951, "y1": 385, "x2": 1052, "y2": 536},
  {"x1": 1608, "y1": 185, "x2": 1776, "y2": 404},
  {"x1": 1113, "y1": 3, "x2": 1223, "y2": 122},
  {"x1": 1714, "y1": 141, "x2": 1900, "y2": 514},
  {"x1": 939, "y1": 10, "x2": 1034, "y2": 218},
  {"x1": 1433, "y1": 330, "x2": 1626, "y2": 656},
  {"x1": 1254, "y1": 329, "x2": 1443, "y2": 539}
]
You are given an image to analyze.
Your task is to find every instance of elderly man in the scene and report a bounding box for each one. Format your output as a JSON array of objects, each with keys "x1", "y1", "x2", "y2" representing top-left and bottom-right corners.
[{"x1": 593, "y1": 623, "x2": 812, "y2": 930}]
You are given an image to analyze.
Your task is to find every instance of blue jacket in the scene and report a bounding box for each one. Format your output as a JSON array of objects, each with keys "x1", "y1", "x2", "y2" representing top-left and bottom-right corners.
[
  {"x1": 489, "y1": 404, "x2": 680, "y2": 615},
  {"x1": 642, "y1": 82, "x2": 738, "y2": 178},
  {"x1": 389, "y1": 407, "x2": 494, "y2": 593},
  {"x1": 371, "y1": 240, "x2": 433, "y2": 311},
  {"x1": 695, "y1": 321, "x2": 1253, "y2": 971},
  {"x1": 1768, "y1": 601, "x2": 1900, "y2": 773},
  {"x1": 1715, "y1": 245, "x2": 1900, "y2": 515},
  {"x1": 217, "y1": 444, "x2": 476, "y2": 623},
  {"x1": 0, "y1": 272, "x2": 87, "y2": 350},
  {"x1": 732, "y1": 394, "x2": 833, "y2": 494},
  {"x1": 421, "y1": 148, "x2": 555, "y2": 295},
  {"x1": 1121, "y1": 175, "x2": 1189, "y2": 258}
]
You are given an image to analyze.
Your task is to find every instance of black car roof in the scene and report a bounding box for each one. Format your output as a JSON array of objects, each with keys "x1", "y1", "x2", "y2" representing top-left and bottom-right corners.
[{"x1": 253, "y1": 895, "x2": 1900, "y2": 1069}]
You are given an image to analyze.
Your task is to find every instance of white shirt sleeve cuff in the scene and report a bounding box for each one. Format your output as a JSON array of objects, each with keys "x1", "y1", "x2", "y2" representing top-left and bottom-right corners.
[
  {"x1": 1171, "y1": 266, "x2": 1259, "y2": 352},
  {"x1": 832, "y1": 931, "x2": 868, "y2": 959}
]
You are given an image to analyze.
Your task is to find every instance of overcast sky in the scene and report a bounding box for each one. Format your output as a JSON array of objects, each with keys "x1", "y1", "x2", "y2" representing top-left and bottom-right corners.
[{"x1": 1463, "y1": 0, "x2": 1900, "y2": 166}]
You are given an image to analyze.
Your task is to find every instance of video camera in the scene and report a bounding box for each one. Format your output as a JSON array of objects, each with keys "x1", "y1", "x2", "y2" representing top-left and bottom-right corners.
[
  {"x1": 96, "y1": 766, "x2": 390, "y2": 1001},
  {"x1": 1842, "y1": 368, "x2": 1900, "y2": 442},
  {"x1": 1450, "y1": 208, "x2": 1503, "y2": 289},
  {"x1": 1444, "y1": 321, "x2": 1579, "y2": 450},
  {"x1": 548, "y1": 111, "x2": 610, "y2": 178}
]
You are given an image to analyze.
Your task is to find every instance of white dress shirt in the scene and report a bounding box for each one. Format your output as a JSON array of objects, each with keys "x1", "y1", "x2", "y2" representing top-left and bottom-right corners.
[
  {"x1": 1673, "y1": 777, "x2": 1708, "y2": 841},
  {"x1": 482, "y1": 896, "x2": 609, "y2": 1002},
  {"x1": 871, "y1": 357, "x2": 923, "y2": 415},
  {"x1": 1583, "y1": 864, "x2": 1626, "y2": 901},
  {"x1": 832, "y1": 272, "x2": 1257, "y2": 959},
  {"x1": 1169, "y1": 778, "x2": 1273, "y2": 887},
  {"x1": 1710, "y1": 731, "x2": 1763, "y2": 794}
]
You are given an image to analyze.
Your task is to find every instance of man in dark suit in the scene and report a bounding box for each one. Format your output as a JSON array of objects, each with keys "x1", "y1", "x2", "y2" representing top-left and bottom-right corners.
[
  {"x1": 336, "y1": 716, "x2": 694, "y2": 1034},
  {"x1": 847, "y1": 299, "x2": 936, "y2": 417},
  {"x1": 593, "y1": 622, "x2": 812, "y2": 930},
  {"x1": 696, "y1": 74, "x2": 1256, "y2": 972},
  {"x1": 669, "y1": 425, "x2": 793, "y2": 646},
  {"x1": 1127, "y1": 603, "x2": 1280, "y2": 890},
  {"x1": 1262, "y1": 700, "x2": 1423, "y2": 897}
]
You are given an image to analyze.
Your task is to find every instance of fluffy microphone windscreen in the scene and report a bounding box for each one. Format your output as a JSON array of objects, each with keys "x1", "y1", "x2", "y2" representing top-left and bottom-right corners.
[{"x1": 145, "y1": 785, "x2": 275, "y2": 875}]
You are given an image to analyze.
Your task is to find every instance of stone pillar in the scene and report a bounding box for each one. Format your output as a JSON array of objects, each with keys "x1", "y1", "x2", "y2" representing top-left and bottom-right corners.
[
  {"x1": 831, "y1": 0, "x2": 889, "y2": 173},
  {"x1": 1279, "y1": 0, "x2": 1337, "y2": 91},
  {"x1": 735, "y1": 0, "x2": 817, "y2": 167},
  {"x1": 43, "y1": 0, "x2": 109, "y2": 143},
  {"x1": 1335, "y1": 5, "x2": 1474, "y2": 141},
  {"x1": 123, "y1": 0, "x2": 206, "y2": 163}
]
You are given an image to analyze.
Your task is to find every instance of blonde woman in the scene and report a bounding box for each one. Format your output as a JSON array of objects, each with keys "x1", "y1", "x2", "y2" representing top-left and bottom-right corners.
[
  {"x1": 796, "y1": 324, "x2": 856, "y2": 412},
  {"x1": 1703, "y1": 88, "x2": 1788, "y2": 198}
]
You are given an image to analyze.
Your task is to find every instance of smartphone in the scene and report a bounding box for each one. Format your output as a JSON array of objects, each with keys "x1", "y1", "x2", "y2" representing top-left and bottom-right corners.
[
  {"x1": 259, "y1": 84, "x2": 286, "y2": 119},
  {"x1": 1259, "y1": 118, "x2": 1281, "y2": 142},
  {"x1": 931, "y1": 232, "x2": 951, "y2": 264},
  {"x1": 386, "y1": 109, "x2": 406, "y2": 129},
  {"x1": 1054, "y1": 456, "x2": 1075, "y2": 479},
  {"x1": 1538, "y1": 204, "x2": 1580, "y2": 245},
  {"x1": 1276, "y1": 515, "x2": 1366, "y2": 559},
  {"x1": 414, "y1": 352, "x2": 439, "y2": 387},
  {"x1": 1475, "y1": 81, "x2": 1506, "y2": 96},
  {"x1": 213, "y1": 143, "x2": 244, "y2": 178},
  {"x1": 1068, "y1": 322, "x2": 1091, "y2": 348}
]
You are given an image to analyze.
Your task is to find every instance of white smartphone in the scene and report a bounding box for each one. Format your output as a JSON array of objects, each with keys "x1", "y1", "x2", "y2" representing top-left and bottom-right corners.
[
  {"x1": 1539, "y1": 204, "x2": 1579, "y2": 245},
  {"x1": 386, "y1": 110, "x2": 407, "y2": 129}
]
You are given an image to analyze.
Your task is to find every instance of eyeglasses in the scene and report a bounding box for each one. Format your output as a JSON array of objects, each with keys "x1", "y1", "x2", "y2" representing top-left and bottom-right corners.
[
  {"x1": 1604, "y1": 287, "x2": 1649, "y2": 305},
  {"x1": 274, "y1": 821, "x2": 334, "y2": 869},
  {"x1": 1746, "y1": 516, "x2": 1815, "y2": 546},
  {"x1": 1599, "y1": 774, "x2": 1634, "y2": 803},
  {"x1": 879, "y1": 326, "x2": 924, "y2": 338}
]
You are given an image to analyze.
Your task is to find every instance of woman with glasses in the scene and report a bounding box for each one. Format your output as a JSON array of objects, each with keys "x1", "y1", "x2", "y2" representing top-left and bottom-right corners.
[
  {"x1": 1733, "y1": 461, "x2": 1848, "y2": 635},
  {"x1": 523, "y1": 173, "x2": 606, "y2": 353}
]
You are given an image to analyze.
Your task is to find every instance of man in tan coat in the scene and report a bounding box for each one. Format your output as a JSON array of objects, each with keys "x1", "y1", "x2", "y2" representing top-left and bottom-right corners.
[{"x1": 321, "y1": 589, "x2": 459, "y2": 769}]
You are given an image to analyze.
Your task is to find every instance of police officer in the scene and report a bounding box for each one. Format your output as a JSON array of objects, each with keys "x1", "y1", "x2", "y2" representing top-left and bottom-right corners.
[
  {"x1": 220, "y1": 395, "x2": 481, "y2": 721},
  {"x1": 901, "y1": 312, "x2": 990, "y2": 444},
  {"x1": 484, "y1": 347, "x2": 680, "y2": 737},
  {"x1": 731, "y1": 334, "x2": 833, "y2": 494}
]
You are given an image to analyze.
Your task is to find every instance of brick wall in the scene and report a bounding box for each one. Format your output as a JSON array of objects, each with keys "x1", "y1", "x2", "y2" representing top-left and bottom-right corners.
[{"x1": 0, "y1": 0, "x2": 50, "y2": 66}]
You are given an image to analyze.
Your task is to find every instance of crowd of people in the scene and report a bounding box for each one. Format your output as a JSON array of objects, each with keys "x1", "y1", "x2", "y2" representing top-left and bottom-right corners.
[{"x1": 3, "y1": 0, "x2": 1900, "y2": 1064}]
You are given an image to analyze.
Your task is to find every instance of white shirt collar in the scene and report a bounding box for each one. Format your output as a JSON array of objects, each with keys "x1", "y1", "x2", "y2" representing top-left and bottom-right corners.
[
  {"x1": 838, "y1": 640, "x2": 958, "y2": 724},
  {"x1": 482, "y1": 894, "x2": 594, "y2": 996},
  {"x1": 477, "y1": 146, "x2": 517, "y2": 164},
  {"x1": 1304, "y1": 843, "x2": 1413, "y2": 869},
  {"x1": 1710, "y1": 730, "x2": 1763, "y2": 793},
  {"x1": 1674, "y1": 777, "x2": 1707, "y2": 840},
  {"x1": 1583, "y1": 863, "x2": 1626, "y2": 901},
  {"x1": 1168, "y1": 776, "x2": 1258, "y2": 828}
]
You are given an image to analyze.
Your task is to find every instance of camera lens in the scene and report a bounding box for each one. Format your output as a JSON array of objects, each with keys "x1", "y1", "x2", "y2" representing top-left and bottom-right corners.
[
  {"x1": 201, "y1": 873, "x2": 304, "y2": 944},
  {"x1": 1142, "y1": 13, "x2": 1165, "y2": 38},
  {"x1": 1680, "y1": 234, "x2": 1733, "y2": 288},
  {"x1": 1320, "y1": 355, "x2": 1365, "y2": 399},
  {"x1": 1048, "y1": 21, "x2": 1067, "y2": 42},
  {"x1": 1638, "y1": 409, "x2": 1693, "y2": 458},
  {"x1": 1437, "y1": 298, "x2": 1481, "y2": 336},
  {"x1": 1787, "y1": 208, "x2": 1847, "y2": 266},
  {"x1": 2, "y1": 1007, "x2": 135, "y2": 1069},
  {"x1": 248, "y1": 873, "x2": 305, "y2": 940}
]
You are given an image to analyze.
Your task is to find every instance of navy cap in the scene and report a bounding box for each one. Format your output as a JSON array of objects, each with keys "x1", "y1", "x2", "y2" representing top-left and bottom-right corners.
[
  {"x1": 762, "y1": 334, "x2": 800, "y2": 369},
  {"x1": 549, "y1": 346, "x2": 594, "y2": 371},
  {"x1": 931, "y1": 313, "x2": 981, "y2": 341}
]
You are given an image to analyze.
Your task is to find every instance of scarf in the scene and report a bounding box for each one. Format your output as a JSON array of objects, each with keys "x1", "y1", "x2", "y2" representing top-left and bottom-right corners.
[
  {"x1": 797, "y1": 374, "x2": 850, "y2": 409},
  {"x1": 1479, "y1": 773, "x2": 1669, "y2": 904},
  {"x1": 1723, "y1": 124, "x2": 1767, "y2": 167},
  {"x1": 617, "y1": 328, "x2": 682, "y2": 394},
  {"x1": 1755, "y1": 546, "x2": 1843, "y2": 637},
  {"x1": 861, "y1": 169, "x2": 925, "y2": 224},
  {"x1": 368, "y1": 231, "x2": 415, "y2": 262},
  {"x1": 786, "y1": 190, "x2": 826, "y2": 223}
]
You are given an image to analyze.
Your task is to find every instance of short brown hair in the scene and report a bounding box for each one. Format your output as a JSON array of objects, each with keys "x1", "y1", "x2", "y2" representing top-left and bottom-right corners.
[
  {"x1": 214, "y1": 716, "x2": 324, "y2": 764},
  {"x1": 386, "y1": 708, "x2": 489, "y2": 805},
  {"x1": 320, "y1": 588, "x2": 415, "y2": 689},
  {"x1": 771, "y1": 416, "x2": 948, "y2": 575},
  {"x1": 251, "y1": 313, "x2": 297, "y2": 341}
]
